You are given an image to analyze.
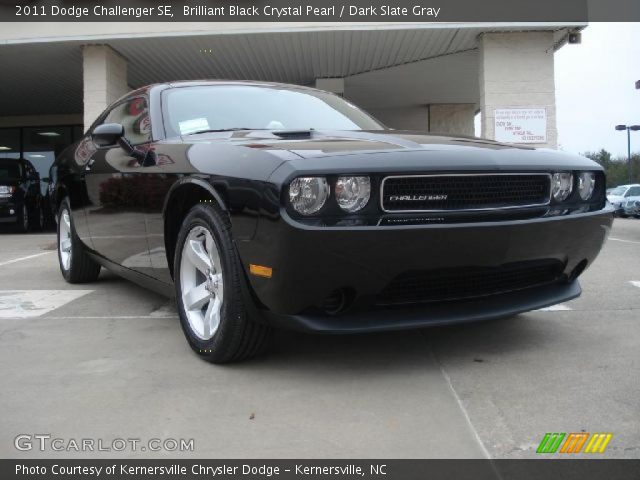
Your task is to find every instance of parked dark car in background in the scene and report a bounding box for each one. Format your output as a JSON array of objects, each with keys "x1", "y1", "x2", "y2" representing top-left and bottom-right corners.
[
  {"x1": 0, "y1": 158, "x2": 44, "y2": 232},
  {"x1": 51, "y1": 81, "x2": 613, "y2": 363}
]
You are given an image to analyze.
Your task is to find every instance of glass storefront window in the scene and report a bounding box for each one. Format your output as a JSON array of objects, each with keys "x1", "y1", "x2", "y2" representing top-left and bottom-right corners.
[
  {"x1": 0, "y1": 129, "x2": 21, "y2": 159},
  {"x1": 0, "y1": 125, "x2": 81, "y2": 196},
  {"x1": 23, "y1": 126, "x2": 73, "y2": 195}
]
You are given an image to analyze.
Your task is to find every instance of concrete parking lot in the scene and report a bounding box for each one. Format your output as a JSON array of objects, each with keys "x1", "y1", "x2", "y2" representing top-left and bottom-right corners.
[{"x1": 0, "y1": 219, "x2": 638, "y2": 459}]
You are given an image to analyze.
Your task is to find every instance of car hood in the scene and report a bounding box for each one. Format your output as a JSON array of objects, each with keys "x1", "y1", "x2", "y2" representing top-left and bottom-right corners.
[
  {"x1": 187, "y1": 129, "x2": 531, "y2": 158},
  {"x1": 184, "y1": 129, "x2": 601, "y2": 173}
]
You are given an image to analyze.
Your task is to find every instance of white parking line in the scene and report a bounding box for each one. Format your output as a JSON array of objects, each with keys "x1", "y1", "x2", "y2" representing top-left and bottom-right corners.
[
  {"x1": 630, "y1": 281, "x2": 640, "y2": 288},
  {"x1": 0, "y1": 251, "x2": 54, "y2": 267},
  {"x1": 609, "y1": 237, "x2": 640, "y2": 245},
  {"x1": 537, "y1": 304, "x2": 573, "y2": 311}
]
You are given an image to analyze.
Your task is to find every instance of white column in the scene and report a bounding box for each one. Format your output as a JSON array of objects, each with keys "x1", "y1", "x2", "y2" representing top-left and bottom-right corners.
[
  {"x1": 429, "y1": 104, "x2": 476, "y2": 136},
  {"x1": 82, "y1": 45, "x2": 129, "y2": 131},
  {"x1": 479, "y1": 32, "x2": 557, "y2": 148}
]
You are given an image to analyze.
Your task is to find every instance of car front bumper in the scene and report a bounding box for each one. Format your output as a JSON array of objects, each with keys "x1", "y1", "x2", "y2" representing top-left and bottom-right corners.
[{"x1": 238, "y1": 206, "x2": 613, "y2": 332}]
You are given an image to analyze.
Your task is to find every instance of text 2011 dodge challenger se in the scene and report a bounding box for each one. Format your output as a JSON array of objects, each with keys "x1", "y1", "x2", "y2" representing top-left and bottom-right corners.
[{"x1": 52, "y1": 81, "x2": 613, "y2": 362}]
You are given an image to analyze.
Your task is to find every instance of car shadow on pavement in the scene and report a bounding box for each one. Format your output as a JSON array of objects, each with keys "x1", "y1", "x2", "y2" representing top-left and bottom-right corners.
[{"x1": 221, "y1": 313, "x2": 553, "y2": 373}]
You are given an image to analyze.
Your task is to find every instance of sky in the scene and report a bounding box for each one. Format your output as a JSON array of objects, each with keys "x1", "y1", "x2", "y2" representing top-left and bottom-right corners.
[{"x1": 554, "y1": 22, "x2": 640, "y2": 157}]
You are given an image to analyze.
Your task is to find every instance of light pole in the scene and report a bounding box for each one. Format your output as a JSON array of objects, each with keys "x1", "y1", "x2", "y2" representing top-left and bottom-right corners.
[{"x1": 615, "y1": 125, "x2": 640, "y2": 183}]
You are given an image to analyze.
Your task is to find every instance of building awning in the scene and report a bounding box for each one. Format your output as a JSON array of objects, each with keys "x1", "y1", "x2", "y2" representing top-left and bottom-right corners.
[{"x1": 0, "y1": 23, "x2": 584, "y2": 117}]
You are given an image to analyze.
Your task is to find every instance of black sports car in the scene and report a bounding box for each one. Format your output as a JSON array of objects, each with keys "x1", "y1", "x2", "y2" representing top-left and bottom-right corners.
[{"x1": 52, "y1": 80, "x2": 613, "y2": 362}]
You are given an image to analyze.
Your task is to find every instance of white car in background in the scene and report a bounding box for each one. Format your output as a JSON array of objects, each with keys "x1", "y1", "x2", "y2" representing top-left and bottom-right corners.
[{"x1": 607, "y1": 184, "x2": 640, "y2": 216}]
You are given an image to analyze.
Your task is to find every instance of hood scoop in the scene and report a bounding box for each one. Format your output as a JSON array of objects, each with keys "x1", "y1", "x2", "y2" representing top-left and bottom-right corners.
[{"x1": 273, "y1": 130, "x2": 312, "y2": 139}]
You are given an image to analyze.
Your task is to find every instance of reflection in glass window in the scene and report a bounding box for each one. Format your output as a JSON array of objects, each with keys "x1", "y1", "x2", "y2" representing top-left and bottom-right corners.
[
  {"x1": 23, "y1": 127, "x2": 72, "y2": 196},
  {"x1": 0, "y1": 129, "x2": 21, "y2": 159},
  {"x1": 103, "y1": 97, "x2": 151, "y2": 145}
]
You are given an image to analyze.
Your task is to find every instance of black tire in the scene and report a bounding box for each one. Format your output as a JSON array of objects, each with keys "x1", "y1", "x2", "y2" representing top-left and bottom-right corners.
[
  {"x1": 174, "y1": 203, "x2": 271, "y2": 363},
  {"x1": 16, "y1": 204, "x2": 30, "y2": 233},
  {"x1": 57, "y1": 199, "x2": 101, "y2": 283}
]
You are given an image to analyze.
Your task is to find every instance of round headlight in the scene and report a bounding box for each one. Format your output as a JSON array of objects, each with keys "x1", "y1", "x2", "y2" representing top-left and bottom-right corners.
[
  {"x1": 577, "y1": 172, "x2": 596, "y2": 201},
  {"x1": 552, "y1": 172, "x2": 573, "y2": 202},
  {"x1": 335, "y1": 176, "x2": 371, "y2": 212},
  {"x1": 288, "y1": 177, "x2": 329, "y2": 215}
]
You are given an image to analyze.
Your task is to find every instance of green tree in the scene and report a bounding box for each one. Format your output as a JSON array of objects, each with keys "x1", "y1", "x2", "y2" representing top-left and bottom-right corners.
[{"x1": 583, "y1": 149, "x2": 640, "y2": 187}]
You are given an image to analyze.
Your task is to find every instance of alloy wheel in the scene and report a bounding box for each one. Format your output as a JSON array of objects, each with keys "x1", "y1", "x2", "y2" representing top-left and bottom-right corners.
[
  {"x1": 59, "y1": 209, "x2": 72, "y2": 271},
  {"x1": 179, "y1": 225, "x2": 224, "y2": 340}
]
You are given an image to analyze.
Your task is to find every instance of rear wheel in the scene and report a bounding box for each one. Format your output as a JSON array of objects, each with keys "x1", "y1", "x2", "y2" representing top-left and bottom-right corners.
[
  {"x1": 174, "y1": 203, "x2": 271, "y2": 363},
  {"x1": 57, "y1": 199, "x2": 101, "y2": 283}
]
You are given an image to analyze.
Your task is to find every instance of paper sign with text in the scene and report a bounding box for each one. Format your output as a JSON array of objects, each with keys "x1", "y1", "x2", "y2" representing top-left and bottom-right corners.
[{"x1": 494, "y1": 108, "x2": 547, "y2": 144}]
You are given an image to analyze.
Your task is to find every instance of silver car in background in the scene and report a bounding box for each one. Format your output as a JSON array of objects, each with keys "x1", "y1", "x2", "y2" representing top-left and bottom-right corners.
[{"x1": 607, "y1": 184, "x2": 640, "y2": 216}]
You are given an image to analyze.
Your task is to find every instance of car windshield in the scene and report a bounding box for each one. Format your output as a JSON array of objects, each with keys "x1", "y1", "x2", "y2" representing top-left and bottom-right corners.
[
  {"x1": 163, "y1": 85, "x2": 384, "y2": 137},
  {"x1": 608, "y1": 186, "x2": 627, "y2": 196},
  {"x1": 0, "y1": 159, "x2": 20, "y2": 179}
]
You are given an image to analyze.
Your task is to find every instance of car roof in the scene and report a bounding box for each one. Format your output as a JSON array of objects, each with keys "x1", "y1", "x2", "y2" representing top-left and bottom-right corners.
[
  {"x1": 128, "y1": 80, "x2": 319, "y2": 97},
  {"x1": 118, "y1": 80, "x2": 326, "y2": 111}
]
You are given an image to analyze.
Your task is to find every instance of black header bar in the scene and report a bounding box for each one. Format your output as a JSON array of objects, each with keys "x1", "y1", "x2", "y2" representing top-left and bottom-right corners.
[
  {"x1": 2, "y1": 459, "x2": 640, "y2": 480},
  {"x1": 1, "y1": 0, "x2": 640, "y2": 22}
]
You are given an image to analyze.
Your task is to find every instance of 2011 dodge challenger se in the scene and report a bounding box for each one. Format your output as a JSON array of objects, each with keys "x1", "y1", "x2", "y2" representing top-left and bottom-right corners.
[{"x1": 52, "y1": 80, "x2": 613, "y2": 362}]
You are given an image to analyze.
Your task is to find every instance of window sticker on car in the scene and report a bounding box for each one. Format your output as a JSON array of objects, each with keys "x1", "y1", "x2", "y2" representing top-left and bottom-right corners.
[{"x1": 178, "y1": 117, "x2": 209, "y2": 135}]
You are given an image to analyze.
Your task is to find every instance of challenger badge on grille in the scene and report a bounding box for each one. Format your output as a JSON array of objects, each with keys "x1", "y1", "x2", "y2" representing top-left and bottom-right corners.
[{"x1": 388, "y1": 194, "x2": 448, "y2": 202}]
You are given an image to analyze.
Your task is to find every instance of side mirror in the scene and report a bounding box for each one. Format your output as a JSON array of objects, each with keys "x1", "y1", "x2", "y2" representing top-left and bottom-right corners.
[{"x1": 92, "y1": 123, "x2": 124, "y2": 148}]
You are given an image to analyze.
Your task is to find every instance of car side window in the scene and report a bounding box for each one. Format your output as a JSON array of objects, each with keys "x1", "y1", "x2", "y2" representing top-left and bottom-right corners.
[
  {"x1": 102, "y1": 97, "x2": 152, "y2": 146},
  {"x1": 627, "y1": 187, "x2": 640, "y2": 197}
]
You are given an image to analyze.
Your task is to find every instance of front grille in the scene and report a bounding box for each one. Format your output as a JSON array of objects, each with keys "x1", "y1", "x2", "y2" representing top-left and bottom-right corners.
[
  {"x1": 377, "y1": 260, "x2": 564, "y2": 306},
  {"x1": 381, "y1": 174, "x2": 550, "y2": 212}
]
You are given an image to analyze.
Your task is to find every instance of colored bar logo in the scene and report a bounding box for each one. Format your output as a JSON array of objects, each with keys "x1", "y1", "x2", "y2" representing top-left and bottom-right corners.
[{"x1": 537, "y1": 433, "x2": 612, "y2": 454}]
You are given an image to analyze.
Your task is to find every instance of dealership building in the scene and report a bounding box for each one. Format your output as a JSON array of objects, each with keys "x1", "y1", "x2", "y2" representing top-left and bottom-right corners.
[{"x1": 0, "y1": 22, "x2": 585, "y2": 181}]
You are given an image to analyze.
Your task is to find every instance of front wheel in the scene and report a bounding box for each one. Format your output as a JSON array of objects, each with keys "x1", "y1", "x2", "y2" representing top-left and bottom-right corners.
[
  {"x1": 174, "y1": 203, "x2": 271, "y2": 363},
  {"x1": 57, "y1": 199, "x2": 101, "y2": 283}
]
